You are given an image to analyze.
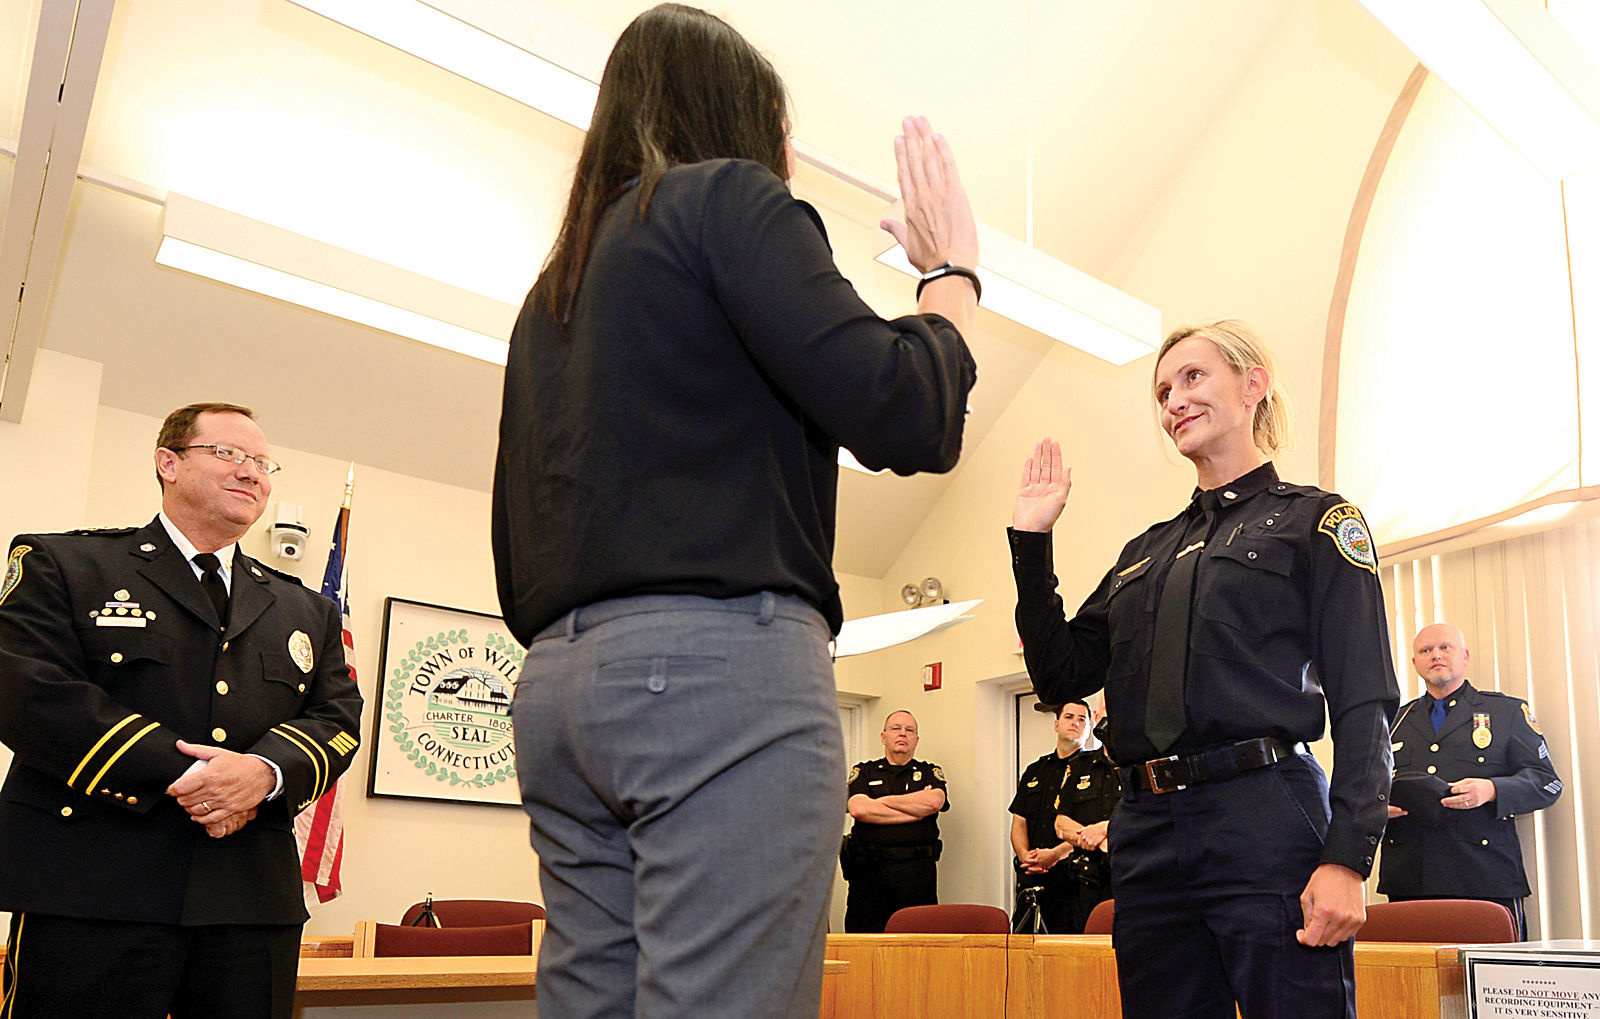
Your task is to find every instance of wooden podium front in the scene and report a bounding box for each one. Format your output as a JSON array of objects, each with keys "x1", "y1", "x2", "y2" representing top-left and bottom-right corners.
[{"x1": 823, "y1": 934, "x2": 1467, "y2": 1019}]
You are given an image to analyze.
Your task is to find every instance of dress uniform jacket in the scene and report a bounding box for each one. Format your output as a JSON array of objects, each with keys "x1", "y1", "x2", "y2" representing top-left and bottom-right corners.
[
  {"x1": 1378, "y1": 680, "x2": 1562, "y2": 899},
  {"x1": 0, "y1": 518, "x2": 363, "y2": 925},
  {"x1": 1010, "y1": 462, "x2": 1399, "y2": 876}
]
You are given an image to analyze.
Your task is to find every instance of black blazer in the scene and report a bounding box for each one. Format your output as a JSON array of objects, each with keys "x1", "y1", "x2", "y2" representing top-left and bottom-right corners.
[
  {"x1": 1377, "y1": 680, "x2": 1561, "y2": 899},
  {"x1": 0, "y1": 518, "x2": 363, "y2": 924}
]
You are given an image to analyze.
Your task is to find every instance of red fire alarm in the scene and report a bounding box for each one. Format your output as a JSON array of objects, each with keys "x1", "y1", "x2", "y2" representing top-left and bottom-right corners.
[{"x1": 922, "y1": 662, "x2": 942, "y2": 691}]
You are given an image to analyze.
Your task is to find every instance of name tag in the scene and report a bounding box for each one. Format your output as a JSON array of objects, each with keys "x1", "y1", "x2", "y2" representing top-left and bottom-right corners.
[
  {"x1": 867, "y1": 780, "x2": 883, "y2": 786},
  {"x1": 96, "y1": 616, "x2": 147, "y2": 628}
]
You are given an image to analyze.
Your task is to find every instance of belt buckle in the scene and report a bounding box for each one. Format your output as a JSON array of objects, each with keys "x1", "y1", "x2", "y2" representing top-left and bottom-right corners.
[{"x1": 1141, "y1": 755, "x2": 1187, "y2": 794}]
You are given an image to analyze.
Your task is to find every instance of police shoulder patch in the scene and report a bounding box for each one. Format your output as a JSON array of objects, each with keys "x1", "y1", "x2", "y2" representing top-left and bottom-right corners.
[
  {"x1": 848, "y1": 765, "x2": 860, "y2": 784},
  {"x1": 1522, "y1": 703, "x2": 1545, "y2": 737},
  {"x1": 1317, "y1": 503, "x2": 1377, "y2": 573},
  {"x1": 0, "y1": 545, "x2": 31, "y2": 607},
  {"x1": 932, "y1": 766, "x2": 946, "y2": 782}
]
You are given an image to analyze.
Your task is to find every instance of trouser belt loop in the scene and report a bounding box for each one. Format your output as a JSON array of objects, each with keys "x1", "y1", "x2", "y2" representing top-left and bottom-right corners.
[
  {"x1": 565, "y1": 608, "x2": 579, "y2": 642},
  {"x1": 756, "y1": 591, "x2": 776, "y2": 626}
]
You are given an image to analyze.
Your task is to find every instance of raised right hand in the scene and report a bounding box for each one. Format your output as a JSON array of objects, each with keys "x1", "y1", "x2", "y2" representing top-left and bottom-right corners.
[{"x1": 1014, "y1": 439, "x2": 1071, "y2": 533}]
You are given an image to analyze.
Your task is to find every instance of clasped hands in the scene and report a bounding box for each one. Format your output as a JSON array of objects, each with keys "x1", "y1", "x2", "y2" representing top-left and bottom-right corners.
[
  {"x1": 166, "y1": 740, "x2": 275, "y2": 839},
  {"x1": 1386, "y1": 776, "x2": 1497, "y2": 819}
]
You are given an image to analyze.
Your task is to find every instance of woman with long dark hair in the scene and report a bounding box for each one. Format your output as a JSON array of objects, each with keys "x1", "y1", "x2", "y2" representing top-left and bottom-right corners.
[{"x1": 491, "y1": 6, "x2": 978, "y2": 1016}]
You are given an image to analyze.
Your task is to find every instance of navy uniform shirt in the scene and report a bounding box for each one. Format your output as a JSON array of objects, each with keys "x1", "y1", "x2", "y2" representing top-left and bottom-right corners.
[
  {"x1": 1009, "y1": 747, "x2": 1119, "y2": 852},
  {"x1": 1379, "y1": 680, "x2": 1561, "y2": 898},
  {"x1": 1009, "y1": 462, "x2": 1399, "y2": 876},
  {"x1": 847, "y1": 757, "x2": 949, "y2": 848}
]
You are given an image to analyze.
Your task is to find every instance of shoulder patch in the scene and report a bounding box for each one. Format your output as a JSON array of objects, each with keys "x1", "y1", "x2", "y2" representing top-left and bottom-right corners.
[
  {"x1": 0, "y1": 544, "x2": 31, "y2": 607},
  {"x1": 848, "y1": 765, "x2": 860, "y2": 783},
  {"x1": 1317, "y1": 503, "x2": 1377, "y2": 573},
  {"x1": 932, "y1": 766, "x2": 946, "y2": 782},
  {"x1": 1522, "y1": 703, "x2": 1545, "y2": 737}
]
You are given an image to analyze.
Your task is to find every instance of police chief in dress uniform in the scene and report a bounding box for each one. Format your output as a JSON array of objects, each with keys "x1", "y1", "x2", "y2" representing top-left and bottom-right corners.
[
  {"x1": 842, "y1": 710, "x2": 949, "y2": 933},
  {"x1": 1009, "y1": 699, "x2": 1119, "y2": 934},
  {"x1": 1378, "y1": 623, "x2": 1562, "y2": 939},
  {"x1": 1009, "y1": 322, "x2": 1399, "y2": 1019},
  {"x1": 0, "y1": 403, "x2": 363, "y2": 1019}
]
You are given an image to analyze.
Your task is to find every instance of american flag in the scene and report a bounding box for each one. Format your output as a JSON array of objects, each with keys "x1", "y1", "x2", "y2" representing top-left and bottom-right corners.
[{"x1": 296, "y1": 466, "x2": 355, "y2": 906}]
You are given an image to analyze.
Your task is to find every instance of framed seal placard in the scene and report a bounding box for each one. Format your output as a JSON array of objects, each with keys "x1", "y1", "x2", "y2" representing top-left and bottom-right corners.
[{"x1": 369, "y1": 597, "x2": 524, "y2": 807}]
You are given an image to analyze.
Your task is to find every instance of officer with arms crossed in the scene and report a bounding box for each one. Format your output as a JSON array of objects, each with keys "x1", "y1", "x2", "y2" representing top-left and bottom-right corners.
[
  {"x1": 842, "y1": 710, "x2": 949, "y2": 932},
  {"x1": 1010, "y1": 699, "x2": 1118, "y2": 933},
  {"x1": 0, "y1": 402, "x2": 363, "y2": 1019},
  {"x1": 1379, "y1": 622, "x2": 1562, "y2": 939}
]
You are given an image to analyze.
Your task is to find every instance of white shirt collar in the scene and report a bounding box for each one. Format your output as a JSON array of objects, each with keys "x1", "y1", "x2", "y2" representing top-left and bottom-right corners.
[{"x1": 157, "y1": 511, "x2": 236, "y2": 590}]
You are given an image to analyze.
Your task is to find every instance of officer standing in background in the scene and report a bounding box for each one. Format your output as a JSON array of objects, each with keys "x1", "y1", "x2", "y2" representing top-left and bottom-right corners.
[
  {"x1": 1010, "y1": 699, "x2": 1119, "y2": 933},
  {"x1": 1379, "y1": 622, "x2": 1562, "y2": 938},
  {"x1": 0, "y1": 402, "x2": 363, "y2": 1019},
  {"x1": 842, "y1": 710, "x2": 949, "y2": 932}
]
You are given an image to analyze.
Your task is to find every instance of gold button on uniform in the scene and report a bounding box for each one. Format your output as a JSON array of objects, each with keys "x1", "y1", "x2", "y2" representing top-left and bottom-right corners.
[
  {"x1": 212, "y1": 727, "x2": 227, "y2": 742},
  {"x1": 127, "y1": 797, "x2": 137, "y2": 805},
  {"x1": 1481, "y1": 840, "x2": 1489, "y2": 846},
  {"x1": 216, "y1": 681, "x2": 229, "y2": 695},
  {"x1": 110, "y1": 652, "x2": 123, "y2": 664},
  {"x1": 1478, "y1": 756, "x2": 1486, "y2": 763},
  {"x1": 1427, "y1": 765, "x2": 1437, "y2": 774},
  {"x1": 60, "y1": 807, "x2": 72, "y2": 817},
  {"x1": 297, "y1": 684, "x2": 306, "y2": 693},
  {"x1": 1429, "y1": 744, "x2": 1439, "y2": 752}
]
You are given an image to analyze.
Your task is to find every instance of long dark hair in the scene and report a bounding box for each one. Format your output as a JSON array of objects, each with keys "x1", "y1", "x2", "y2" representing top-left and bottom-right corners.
[{"x1": 533, "y1": 4, "x2": 791, "y2": 320}]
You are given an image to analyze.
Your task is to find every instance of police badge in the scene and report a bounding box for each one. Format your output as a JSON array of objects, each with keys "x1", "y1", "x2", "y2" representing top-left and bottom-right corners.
[
  {"x1": 289, "y1": 630, "x2": 314, "y2": 674},
  {"x1": 1472, "y1": 712, "x2": 1492, "y2": 749}
]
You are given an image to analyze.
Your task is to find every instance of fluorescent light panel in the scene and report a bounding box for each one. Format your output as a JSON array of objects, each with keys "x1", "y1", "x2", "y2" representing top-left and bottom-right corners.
[
  {"x1": 1358, "y1": 0, "x2": 1600, "y2": 179},
  {"x1": 284, "y1": 0, "x2": 1163, "y2": 362},
  {"x1": 875, "y1": 238, "x2": 1159, "y2": 367},
  {"x1": 158, "y1": 194, "x2": 516, "y2": 365},
  {"x1": 287, "y1": 0, "x2": 599, "y2": 130}
]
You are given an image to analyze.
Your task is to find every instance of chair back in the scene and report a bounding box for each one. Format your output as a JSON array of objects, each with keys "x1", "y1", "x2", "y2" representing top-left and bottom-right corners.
[
  {"x1": 399, "y1": 898, "x2": 546, "y2": 928},
  {"x1": 1357, "y1": 899, "x2": 1518, "y2": 943},
  {"x1": 362, "y1": 920, "x2": 536, "y2": 957},
  {"x1": 883, "y1": 904, "x2": 1011, "y2": 934},
  {"x1": 1082, "y1": 898, "x2": 1116, "y2": 935}
]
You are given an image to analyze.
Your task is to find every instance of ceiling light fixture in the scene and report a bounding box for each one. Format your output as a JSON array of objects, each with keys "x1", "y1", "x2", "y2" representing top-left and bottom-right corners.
[
  {"x1": 875, "y1": 224, "x2": 1161, "y2": 366},
  {"x1": 1355, "y1": 0, "x2": 1600, "y2": 179},
  {"x1": 286, "y1": 0, "x2": 602, "y2": 130},
  {"x1": 285, "y1": 0, "x2": 1162, "y2": 364},
  {"x1": 157, "y1": 194, "x2": 518, "y2": 365}
]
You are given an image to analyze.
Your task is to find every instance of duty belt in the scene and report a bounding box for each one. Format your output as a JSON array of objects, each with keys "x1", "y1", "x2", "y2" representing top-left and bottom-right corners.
[{"x1": 1123, "y1": 737, "x2": 1305, "y2": 795}]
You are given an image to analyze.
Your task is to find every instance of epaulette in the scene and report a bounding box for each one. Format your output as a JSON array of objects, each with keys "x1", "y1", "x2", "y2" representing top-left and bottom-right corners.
[
  {"x1": 64, "y1": 526, "x2": 138, "y2": 536},
  {"x1": 252, "y1": 561, "x2": 306, "y2": 587},
  {"x1": 1273, "y1": 481, "x2": 1327, "y2": 498}
]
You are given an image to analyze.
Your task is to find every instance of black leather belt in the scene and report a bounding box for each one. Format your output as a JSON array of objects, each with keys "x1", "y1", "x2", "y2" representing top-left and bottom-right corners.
[{"x1": 1124, "y1": 737, "x2": 1306, "y2": 795}]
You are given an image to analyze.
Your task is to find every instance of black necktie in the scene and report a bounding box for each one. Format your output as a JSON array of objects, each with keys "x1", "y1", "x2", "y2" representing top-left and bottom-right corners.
[
  {"x1": 1145, "y1": 495, "x2": 1216, "y2": 754},
  {"x1": 194, "y1": 552, "x2": 229, "y2": 627}
]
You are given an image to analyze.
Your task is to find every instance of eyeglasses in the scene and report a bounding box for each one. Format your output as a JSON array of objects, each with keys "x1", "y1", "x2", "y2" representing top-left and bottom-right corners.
[{"x1": 172, "y1": 444, "x2": 282, "y2": 475}]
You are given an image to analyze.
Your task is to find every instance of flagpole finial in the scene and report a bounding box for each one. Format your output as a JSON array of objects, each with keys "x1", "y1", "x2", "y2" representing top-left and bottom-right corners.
[{"x1": 342, "y1": 463, "x2": 356, "y2": 509}]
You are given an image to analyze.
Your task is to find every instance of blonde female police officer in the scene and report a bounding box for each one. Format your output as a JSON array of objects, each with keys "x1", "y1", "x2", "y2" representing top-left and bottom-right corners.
[{"x1": 1009, "y1": 321, "x2": 1398, "y2": 1019}]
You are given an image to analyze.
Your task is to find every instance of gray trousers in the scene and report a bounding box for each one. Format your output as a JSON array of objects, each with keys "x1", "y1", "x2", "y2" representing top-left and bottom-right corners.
[{"x1": 514, "y1": 591, "x2": 845, "y2": 1019}]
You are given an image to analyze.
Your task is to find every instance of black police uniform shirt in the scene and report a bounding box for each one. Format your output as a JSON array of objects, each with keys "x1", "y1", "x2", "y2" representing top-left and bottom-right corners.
[
  {"x1": 1379, "y1": 680, "x2": 1562, "y2": 899},
  {"x1": 0, "y1": 519, "x2": 363, "y2": 925},
  {"x1": 847, "y1": 758, "x2": 949, "y2": 848},
  {"x1": 1009, "y1": 462, "x2": 1400, "y2": 877},
  {"x1": 1009, "y1": 747, "x2": 1119, "y2": 862}
]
